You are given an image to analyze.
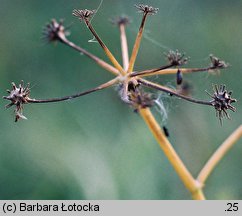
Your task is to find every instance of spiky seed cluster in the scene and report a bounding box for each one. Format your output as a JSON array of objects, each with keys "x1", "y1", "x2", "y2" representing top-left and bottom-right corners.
[
  {"x1": 135, "y1": 4, "x2": 159, "y2": 15},
  {"x1": 42, "y1": 19, "x2": 68, "y2": 43},
  {"x1": 209, "y1": 84, "x2": 236, "y2": 122},
  {"x1": 166, "y1": 50, "x2": 188, "y2": 66},
  {"x1": 72, "y1": 9, "x2": 96, "y2": 21},
  {"x1": 119, "y1": 82, "x2": 155, "y2": 111},
  {"x1": 210, "y1": 54, "x2": 229, "y2": 69},
  {"x1": 111, "y1": 15, "x2": 131, "y2": 26},
  {"x1": 130, "y1": 89, "x2": 155, "y2": 112},
  {"x1": 3, "y1": 82, "x2": 30, "y2": 122}
]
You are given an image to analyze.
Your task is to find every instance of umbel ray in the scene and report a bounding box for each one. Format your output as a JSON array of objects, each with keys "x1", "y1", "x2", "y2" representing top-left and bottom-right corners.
[{"x1": 3, "y1": 6, "x2": 236, "y2": 123}]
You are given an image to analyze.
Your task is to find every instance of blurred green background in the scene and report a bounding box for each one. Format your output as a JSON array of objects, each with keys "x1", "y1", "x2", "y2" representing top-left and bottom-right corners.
[{"x1": 0, "y1": 0, "x2": 241, "y2": 200}]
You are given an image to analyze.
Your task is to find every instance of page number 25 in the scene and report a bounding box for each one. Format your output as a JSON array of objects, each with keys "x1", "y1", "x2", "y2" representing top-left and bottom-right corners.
[{"x1": 225, "y1": 203, "x2": 239, "y2": 212}]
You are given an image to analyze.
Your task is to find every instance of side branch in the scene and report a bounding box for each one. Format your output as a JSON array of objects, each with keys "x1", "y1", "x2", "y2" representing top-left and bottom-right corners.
[
  {"x1": 131, "y1": 54, "x2": 228, "y2": 77},
  {"x1": 138, "y1": 78, "x2": 212, "y2": 106},
  {"x1": 130, "y1": 64, "x2": 174, "y2": 77},
  {"x1": 84, "y1": 19, "x2": 126, "y2": 75},
  {"x1": 28, "y1": 77, "x2": 119, "y2": 104},
  {"x1": 119, "y1": 24, "x2": 129, "y2": 71},
  {"x1": 132, "y1": 67, "x2": 216, "y2": 78},
  {"x1": 42, "y1": 18, "x2": 119, "y2": 76},
  {"x1": 127, "y1": 13, "x2": 148, "y2": 73},
  {"x1": 61, "y1": 37, "x2": 119, "y2": 76},
  {"x1": 197, "y1": 125, "x2": 242, "y2": 185}
]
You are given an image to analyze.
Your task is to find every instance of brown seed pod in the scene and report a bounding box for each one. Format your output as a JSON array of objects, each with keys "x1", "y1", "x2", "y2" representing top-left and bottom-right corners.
[
  {"x1": 208, "y1": 84, "x2": 236, "y2": 123},
  {"x1": 135, "y1": 4, "x2": 159, "y2": 15},
  {"x1": 42, "y1": 19, "x2": 68, "y2": 43},
  {"x1": 3, "y1": 81, "x2": 31, "y2": 122}
]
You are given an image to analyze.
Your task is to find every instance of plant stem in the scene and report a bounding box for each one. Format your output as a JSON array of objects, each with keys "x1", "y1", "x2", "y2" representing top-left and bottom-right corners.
[
  {"x1": 119, "y1": 24, "x2": 129, "y2": 71},
  {"x1": 60, "y1": 37, "x2": 119, "y2": 76},
  {"x1": 197, "y1": 125, "x2": 242, "y2": 184},
  {"x1": 132, "y1": 67, "x2": 216, "y2": 77},
  {"x1": 138, "y1": 78, "x2": 212, "y2": 106},
  {"x1": 28, "y1": 77, "x2": 119, "y2": 104},
  {"x1": 84, "y1": 19, "x2": 126, "y2": 75},
  {"x1": 130, "y1": 64, "x2": 174, "y2": 77},
  {"x1": 139, "y1": 107, "x2": 205, "y2": 200},
  {"x1": 127, "y1": 12, "x2": 148, "y2": 73}
]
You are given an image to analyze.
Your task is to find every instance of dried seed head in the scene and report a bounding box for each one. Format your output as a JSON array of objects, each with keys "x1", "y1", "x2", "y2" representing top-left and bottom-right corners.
[
  {"x1": 165, "y1": 50, "x2": 188, "y2": 66},
  {"x1": 209, "y1": 54, "x2": 229, "y2": 69},
  {"x1": 72, "y1": 9, "x2": 96, "y2": 21},
  {"x1": 129, "y1": 90, "x2": 155, "y2": 112},
  {"x1": 208, "y1": 84, "x2": 236, "y2": 123},
  {"x1": 110, "y1": 15, "x2": 131, "y2": 26},
  {"x1": 135, "y1": 4, "x2": 159, "y2": 15},
  {"x1": 3, "y1": 81, "x2": 30, "y2": 122},
  {"x1": 119, "y1": 81, "x2": 155, "y2": 111},
  {"x1": 131, "y1": 90, "x2": 155, "y2": 111},
  {"x1": 42, "y1": 19, "x2": 68, "y2": 43}
]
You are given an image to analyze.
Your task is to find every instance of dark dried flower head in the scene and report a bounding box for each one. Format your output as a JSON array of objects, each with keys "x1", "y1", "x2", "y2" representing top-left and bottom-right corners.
[
  {"x1": 42, "y1": 19, "x2": 68, "y2": 43},
  {"x1": 111, "y1": 15, "x2": 131, "y2": 26},
  {"x1": 130, "y1": 90, "x2": 155, "y2": 112},
  {"x1": 166, "y1": 50, "x2": 188, "y2": 66},
  {"x1": 210, "y1": 54, "x2": 229, "y2": 69},
  {"x1": 135, "y1": 4, "x2": 159, "y2": 15},
  {"x1": 72, "y1": 9, "x2": 96, "y2": 21},
  {"x1": 119, "y1": 81, "x2": 155, "y2": 111},
  {"x1": 208, "y1": 84, "x2": 236, "y2": 123},
  {"x1": 3, "y1": 81, "x2": 30, "y2": 122}
]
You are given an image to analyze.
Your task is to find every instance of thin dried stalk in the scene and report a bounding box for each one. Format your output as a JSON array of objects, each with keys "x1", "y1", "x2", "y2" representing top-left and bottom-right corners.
[
  {"x1": 197, "y1": 125, "x2": 242, "y2": 184},
  {"x1": 119, "y1": 24, "x2": 129, "y2": 71},
  {"x1": 138, "y1": 78, "x2": 212, "y2": 106},
  {"x1": 61, "y1": 37, "x2": 119, "y2": 76},
  {"x1": 28, "y1": 77, "x2": 119, "y2": 103},
  {"x1": 84, "y1": 19, "x2": 126, "y2": 75},
  {"x1": 132, "y1": 67, "x2": 216, "y2": 77},
  {"x1": 127, "y1": 13, "x2": 148, "y2": 73}
]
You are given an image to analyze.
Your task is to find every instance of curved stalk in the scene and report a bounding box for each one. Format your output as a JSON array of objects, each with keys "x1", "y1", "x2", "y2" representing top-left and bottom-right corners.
[{"x1": 197, "y1": 125, "x2": 242, "y2": 184}]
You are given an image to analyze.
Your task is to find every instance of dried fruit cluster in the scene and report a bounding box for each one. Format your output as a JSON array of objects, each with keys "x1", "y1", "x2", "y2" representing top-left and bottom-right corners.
[{"x1": 3, "y1": 4, "x2": 236, "y2": 124}]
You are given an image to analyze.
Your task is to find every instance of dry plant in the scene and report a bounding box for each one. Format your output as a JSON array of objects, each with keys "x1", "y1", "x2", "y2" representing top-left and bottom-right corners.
[{"x1": 3, "y1": 4, "x2": 242, "y2": 200}]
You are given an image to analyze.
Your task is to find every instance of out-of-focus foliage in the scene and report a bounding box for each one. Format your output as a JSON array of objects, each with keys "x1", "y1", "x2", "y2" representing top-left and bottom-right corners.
[{"x1": 0, "y1": 0, "x2": 241, "y2": 199}]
